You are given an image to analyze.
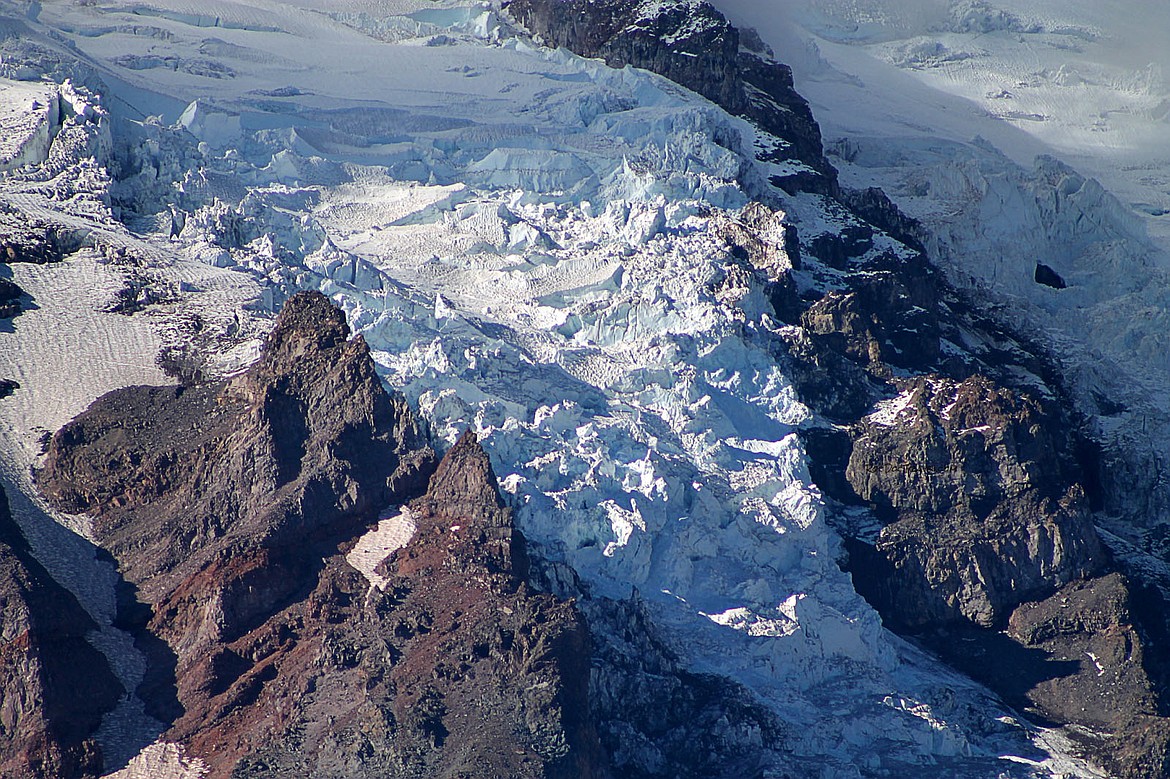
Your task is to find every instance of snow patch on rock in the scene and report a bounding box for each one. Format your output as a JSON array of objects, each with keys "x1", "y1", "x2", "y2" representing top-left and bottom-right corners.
[{"x1": 346, "y1": 507, "x2": 417, "y2": 593}]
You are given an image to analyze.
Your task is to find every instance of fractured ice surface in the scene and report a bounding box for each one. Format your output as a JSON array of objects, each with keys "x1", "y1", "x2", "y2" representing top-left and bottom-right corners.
[{"x1": 0, "y1": 0, "x2": 1118, "y2": 774}]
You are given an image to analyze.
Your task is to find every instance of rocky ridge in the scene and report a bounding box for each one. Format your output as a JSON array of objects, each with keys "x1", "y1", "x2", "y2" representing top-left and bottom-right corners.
[
  {"x1": 779, "y1": 172, "x2": 1170, "y2": 775},
  {"x1": 507, "y1": 0, "x2": 834, "y2": 194},
  {"x1": 36, "y1": 292, "x2": 606, "y2": 778},
  {"x1": 846, "y1": 374, "x2": 1104, "y2": 629}
]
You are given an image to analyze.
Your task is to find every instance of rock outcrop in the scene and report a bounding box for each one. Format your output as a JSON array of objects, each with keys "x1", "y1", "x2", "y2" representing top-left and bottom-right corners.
[
  {"x1": 0, "y1": 204, "x2": 69, "y2": 265},
  {"x1": 0, "y1": 276, "x2": 22, "y2": 319},
  {"x1": 801, "y1": 262, "x2": 942, "y2": 375},
  {"x1": 586, "y1": 597, "x2": 793, "y2": 779},
  {"x1": 181, "y1": 431, "x2": 608, "y2": 779},
  {"x1": 1007, "y1": 574, "x2": 1160, "y2": 728},
  {"x1": 40, "y1": 290, "x2": 434, "y2": 592},
  {"x1": 38, "y1": 292, "x2": 606, "y2": 777},
  {"x1": 772, "y1": 186, "x2": 1170, "y2": 774},
  {"x1": 921, "y1": 571, "x2": 1170, "y2": 777},
  {"x1": 846, "y1": 375, "x2": 1105, "y2": 629},
  {"x1": 507, "y1": 0, "x2": 836, "y2": 193},
  {"x1": 0, "y1": 483, "x2": 122, "y2": 779}
]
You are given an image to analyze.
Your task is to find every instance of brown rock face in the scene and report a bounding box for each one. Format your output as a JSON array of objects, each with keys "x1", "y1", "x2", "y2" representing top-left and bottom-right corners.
[
  {"x1": 0, "y1": 483, "x2": 122, "y2": 779},
  {"x1": 835, "y1": 369, "x2": 1170, "y2": 774},
  {"x1": 381, "y1": 431, "x2": 604, "y2": 779},
  {"x1": 801, "y1": 271, "x2": 941, "y2": 375},
  {"x1": 921, "y1": 571, "x2": 1170, "y2": 778},
  {"x1": 1008, "y1": 573, "x2": 1157, "y2": 728},
  {"x1": 177, "y1": 432, "x2": 607, "y2": 779},
  {"x1": 38, "y1": 293, "x2": 605, "y2": 778},
  {"x1": 40, "y1": 290, "x2": 434, "y2": 595},
  {"x1": 846, "y1": 375, "x2": 1104, "y2": 629}
]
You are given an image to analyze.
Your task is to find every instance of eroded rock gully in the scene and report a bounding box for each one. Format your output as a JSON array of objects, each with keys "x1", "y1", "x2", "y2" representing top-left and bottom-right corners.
[
  {"x1": 37, "y1": 292, "x2": 607, "y2": 777},
  {"x1": 0, "y1": 482, "x2": 122, "y2": 779}
]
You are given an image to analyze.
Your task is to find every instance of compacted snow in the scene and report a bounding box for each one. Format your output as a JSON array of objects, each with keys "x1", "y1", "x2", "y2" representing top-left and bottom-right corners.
[
  {"x1": 0, "y1": 0, "x2": 1129, "y2": 775},
  {"x1": 347, "y1": 507, "x2": 417, "y2": 594}
]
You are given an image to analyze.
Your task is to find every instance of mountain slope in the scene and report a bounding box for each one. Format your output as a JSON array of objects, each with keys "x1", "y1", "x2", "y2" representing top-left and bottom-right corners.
[
  {"x1": 2, "y1": 0, "x2": 1168, "y2": 777},
  {"x1": 0, "y1": 482, "x2": 122, "y2": 779}
]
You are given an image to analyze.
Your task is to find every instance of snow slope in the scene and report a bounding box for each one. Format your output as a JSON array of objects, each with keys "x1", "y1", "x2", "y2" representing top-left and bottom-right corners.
[{"x1": 0, "y1": 0, "x2": 1117, "y2": 775}]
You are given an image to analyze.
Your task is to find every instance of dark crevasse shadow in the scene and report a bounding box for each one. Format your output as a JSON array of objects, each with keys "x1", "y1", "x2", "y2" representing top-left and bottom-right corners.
[{"x1": 107, "y1": 550, "x2": 184, "y2": 729}]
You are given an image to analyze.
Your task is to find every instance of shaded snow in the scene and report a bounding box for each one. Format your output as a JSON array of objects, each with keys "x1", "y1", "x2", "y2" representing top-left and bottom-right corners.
[
  {"x1": 0, "y1": 80, "x2": 58, "y2": 171},
  {"x1": 715, "y1": 0, "x2": 1170, "y2": 529}
]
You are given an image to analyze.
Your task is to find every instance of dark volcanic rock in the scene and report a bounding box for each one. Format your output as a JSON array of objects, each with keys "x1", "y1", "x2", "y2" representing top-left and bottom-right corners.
[
  {"x1": 0, "y1": 206, "x2": 70, "y2": 264},
  {"x1": 186, "y1": 433, "x2": 607, "y2": 779},
  {"x1": 0, "y1": 276, "x2": 23, "y2": 319},
  {"x1": 507, "y1": 0, "x2": 836, "y2": 192},
  {"x1": 0, "y1": 379, "x2": 17, "y2": 399},
  {"x1": 510, "y1": 0, "x2": 741, "y2": 115},
  {"x1": 39, "y1": 291, "x2": 435, "y2": 767},
  {"x1": 377, "y1": 431, "x2": 605, "y2": 779},
  {"x1": 587, "y1": 597, "x2": 793, "y2": 779},
  {"x1": 1007, "y1": 573, "x2": 1158, "y2": 728},
  {"x1": 38, "y1": 293, "x2": 606, "y2": 778},
  {"x1": 846, "y1": 375, "x2": 1104, "y2": 628},
  {"x1": 780, "y1": 254, "x2": 947, "y2": 421},
  {"x1": 0, "y1": 483, "x2": 122, "y2": 779},
  {"x1": 838, "y1": 186, "x2": 927, "y2": 255},
  {"x1": 40, "y1": 291, "x2": 434, "y2": 592},
  {"x1": 779, "y1": 327, "x2": 880, "y2": 422},
  {"x1": 801, "y1": 270, "x2": 942, "y2": 374},
  {"x1": 926, "y1": 571, "x2": 1170, "y2": 779}
]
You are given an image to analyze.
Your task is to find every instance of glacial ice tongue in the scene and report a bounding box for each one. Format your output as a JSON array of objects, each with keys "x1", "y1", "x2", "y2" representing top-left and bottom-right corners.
[{"x1": 0, "y1": 0, "x2": 1108, "y2": 773}]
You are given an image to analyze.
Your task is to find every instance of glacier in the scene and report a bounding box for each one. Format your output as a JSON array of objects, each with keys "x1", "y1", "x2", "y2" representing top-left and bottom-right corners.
[{"x1": 0, "y1": 0, "x2": 1140, "y2": 776}]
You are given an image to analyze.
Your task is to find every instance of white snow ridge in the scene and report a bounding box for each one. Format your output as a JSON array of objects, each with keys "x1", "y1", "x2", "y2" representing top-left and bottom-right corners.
[{"x1": 0, "y1": 0, "x2": 1135, "y2": 777}]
